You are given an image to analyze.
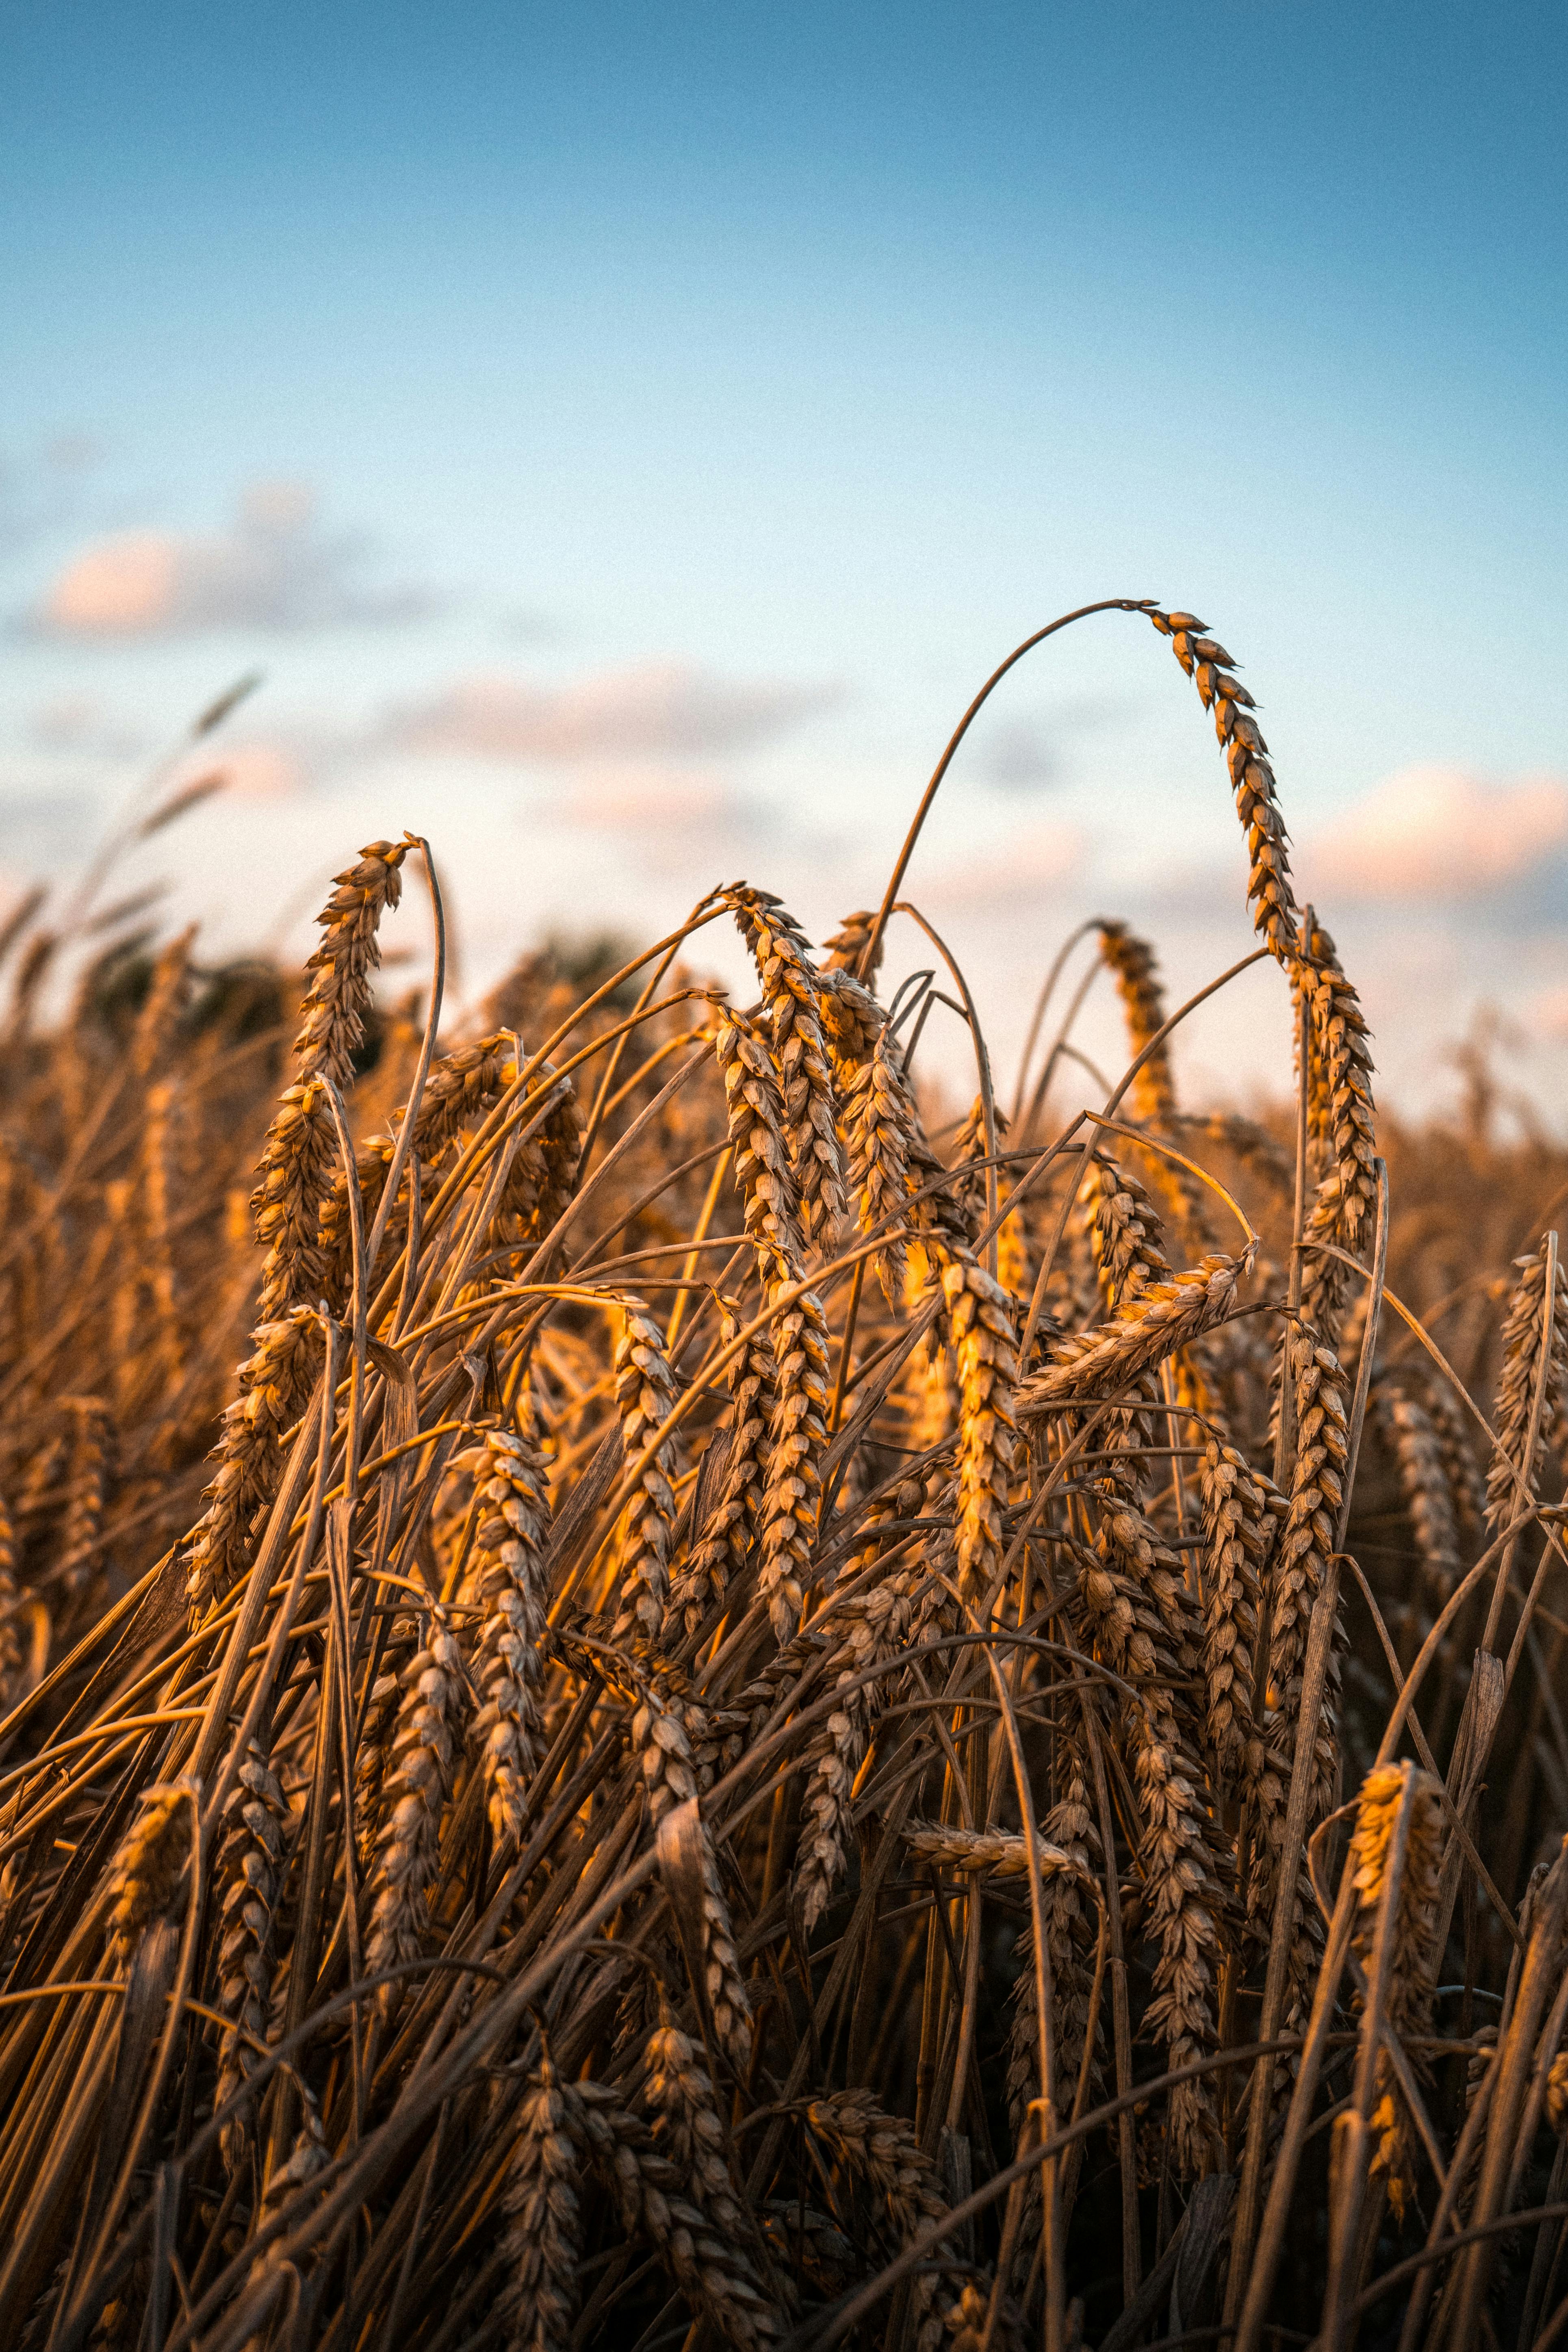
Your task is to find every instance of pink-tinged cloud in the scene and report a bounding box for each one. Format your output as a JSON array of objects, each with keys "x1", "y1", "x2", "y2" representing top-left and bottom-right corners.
[
  {"x1": 201, "y1": 741, "x2": 306, "y2": 802},
  {"x1": 543, "y1": 766, "x2": 748, "y2": 832},
  {"x1": 1305, "y1": 766, "x2": 1568, "y2": 902},
  {"x1": 36, "y1": 484, "x2": 432, "y2": 637},
  {"x1": 917, "y1": 820, "x2": 1084, "y2": 912},
  {"x1": 530, "y1": 764, "x2": 769, "y2": 875},
  {"x1": 1526, "y1": 983, "x2": 1568, "y2": 1042},
  {"x1": 396, "y1": 663, "x2": 839, "y2": 762}
]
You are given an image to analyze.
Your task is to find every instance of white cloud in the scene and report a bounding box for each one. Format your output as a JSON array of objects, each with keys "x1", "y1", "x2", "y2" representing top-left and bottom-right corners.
[
  {"x1": 395, "y1": 662, "x2": 840, "y2": 763},
  {"x1": 1304, "y1": 766, "x2": 1568, "y2": 903},
  {"x1": 35, "y1": 483, "x2": 434, "y2": 637}
]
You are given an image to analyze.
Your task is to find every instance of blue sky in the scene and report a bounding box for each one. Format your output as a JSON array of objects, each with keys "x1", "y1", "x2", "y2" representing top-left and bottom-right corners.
[{"x1": 2, "y1": 2, "x2": 1565, "y2": 1113}]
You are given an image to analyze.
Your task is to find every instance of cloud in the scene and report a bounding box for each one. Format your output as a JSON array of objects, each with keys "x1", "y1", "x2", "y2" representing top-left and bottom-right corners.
[
  {"x1": 919, "y1": 819, "x2": 1084, "y2": 912},
  {"x1": 35, "y1": 484, "x2": 435, "y2": 638},
  {"x1": 1526, "y1": 983, "x2": 1568, "y2": 1043},
  {"x1": 970, "y1": 692, "x2": 1126, "y2": 794},
  {"x1": 1304, "y1": 766, "x2": 1568, "y2": 905},
  {"x1": 27, "y1": 695, "x2": 150, "y2": 759},
  {"x1": 394, "y1": 662, "x2": 840, "y2": 764},
  {"x1": 0, "y1": 431, "x2": 105, "y2": 555},
  {"x1": 191, "y1": 740, "x2": 306, "y2": 803},
  {"x1": 529, "y1": 764, "x2": 771, "y2": 874},
  {"x1": 977, "y1": 718, "x2": 1058, "y2": 791}
]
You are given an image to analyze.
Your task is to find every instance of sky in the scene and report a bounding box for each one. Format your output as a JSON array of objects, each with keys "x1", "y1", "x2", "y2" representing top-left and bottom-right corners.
[{"x1": 2, "y1": 1, "x2": 1566, "y2": 1121}]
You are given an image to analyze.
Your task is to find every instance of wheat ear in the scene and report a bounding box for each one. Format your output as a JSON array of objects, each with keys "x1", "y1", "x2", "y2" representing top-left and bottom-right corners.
[
  {"x1": 460, "y1": 1420, "x2": 551, "y2": 1850},
  {"x1": 714, "y1": 1007, "x2": 804, "y2": 1283},
  {"x1": 1018, "y1": 1249, "x2": 1250, "y2": 1419},
  {"x1": 1080, "y1": 1148, "x2": 1171, "y2": 1311},
  {"x1": 901, "y1": 1820, "x2": 1084, "y2": 1879},
  {"x1": 497, "y1": 2047, "x2": 589, "y2": 2352},
  {"x1": 795, "y1": 1570, "x2": 921, "y2": 1929},
  {"x1": 1198, "y1": 1438, "x2": 1268, "y2": 1796},
  {"x1": 365, "y1": 1608, "x2": 468, "y2": 2019},
  {"x1": 1348, "y1": 1760, "x2": 1443, "y2": 2219},
  {"x1": 1097, "y1": 918, "x2": 1177, "y2": 1123},
  {"x1": 669, "y1": 1298, "x2": 775, "y2": 1635},
  {"x1": 128, "y1": 922, "x2": 196, "y2": 1080},
  {"x1": 724, "y1": 884, "x2": 846, "y2": 1248},
  {"x1": 1078, "y1": 1510, "x2": 1224, "y2": 2177},
  {"x1": 212, "y1": 1733, "x2": 290, "y2": 2173},
  {"x1": 608, "y1": 1300, "x2": 681, "y2": 1648},
  {"x1": 106, "y1": 1779, "x2": 195, "y2": 1966},
  {"x1": 941, "y1": 1254, "x2": 1017, "y2": 1595},
  {"x1": 0, "y1": 1486, "x2": 19, "y2": 1710},
  {"x1": 1249, "y1": 1324, "x2": 1347, "y2": 1976},
  {"x1": 822, "y1": 907, "x2": 885, "y2": 984},
  {"x1": 293, "y1": 836, "x2": 408, "y2": 1090},
  {"x1": 55, "y1": 1394, "x2": 113, "y2": 1595},
  {"x1": 844, "y1": 1020, "x2": 917, "y2": 1307},
  {"x1": 643, "y1": 2003, "x2": 783, "y2": 2348},
  {"x1": 757, "y1": 1277, "x2": 831, "y2": 1645},
  {"x1": 627, "y1": 1663, "x2": 752, "y2": 2061},
  {"x1": 1150, "y1": 614, "x2": 1377, "y2": 1250},
  {"x1": 1486, "y1": 1240, "x2": 1568, "y2": 1534},
  {"x1": 1006, "y1": 1744, "x2": 1102, "y2": 2185},
  {"x1": 186, "y1": 1306, "x2": 322, "y2": 1613}
]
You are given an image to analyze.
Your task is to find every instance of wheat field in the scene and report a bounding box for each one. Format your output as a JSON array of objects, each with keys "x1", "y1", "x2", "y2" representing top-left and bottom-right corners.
[{"x1": 3, "y1": 600, "x2": 1568, "y2": 2351}]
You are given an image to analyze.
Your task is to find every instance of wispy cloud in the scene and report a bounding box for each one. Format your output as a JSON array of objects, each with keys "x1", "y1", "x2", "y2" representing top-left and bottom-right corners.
[
  {"x1": 528, "y1": 764, "x2": 772, "y2": 875},
  {"x1": 976, "y1": 717, "x2": 1058, "y2": 790},
  {"x1": 1304, "y1": 766, "x2": 1568, "y2": 905},
  {"x1": 33, "y1": 484, "x2": 435, "y2": 638},
  {"x1": 917, "y1": 819, "x2": 1085, "y2": 912},
  {"x1": 26, "y1": 694, "x2": 151, "y2": 760},
  {"x1": 0, "y1": 432, "x2": 105, "y2": 557},
  {"x1": 393, "y1": 662, "x2": 841, "y2": 764}
]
